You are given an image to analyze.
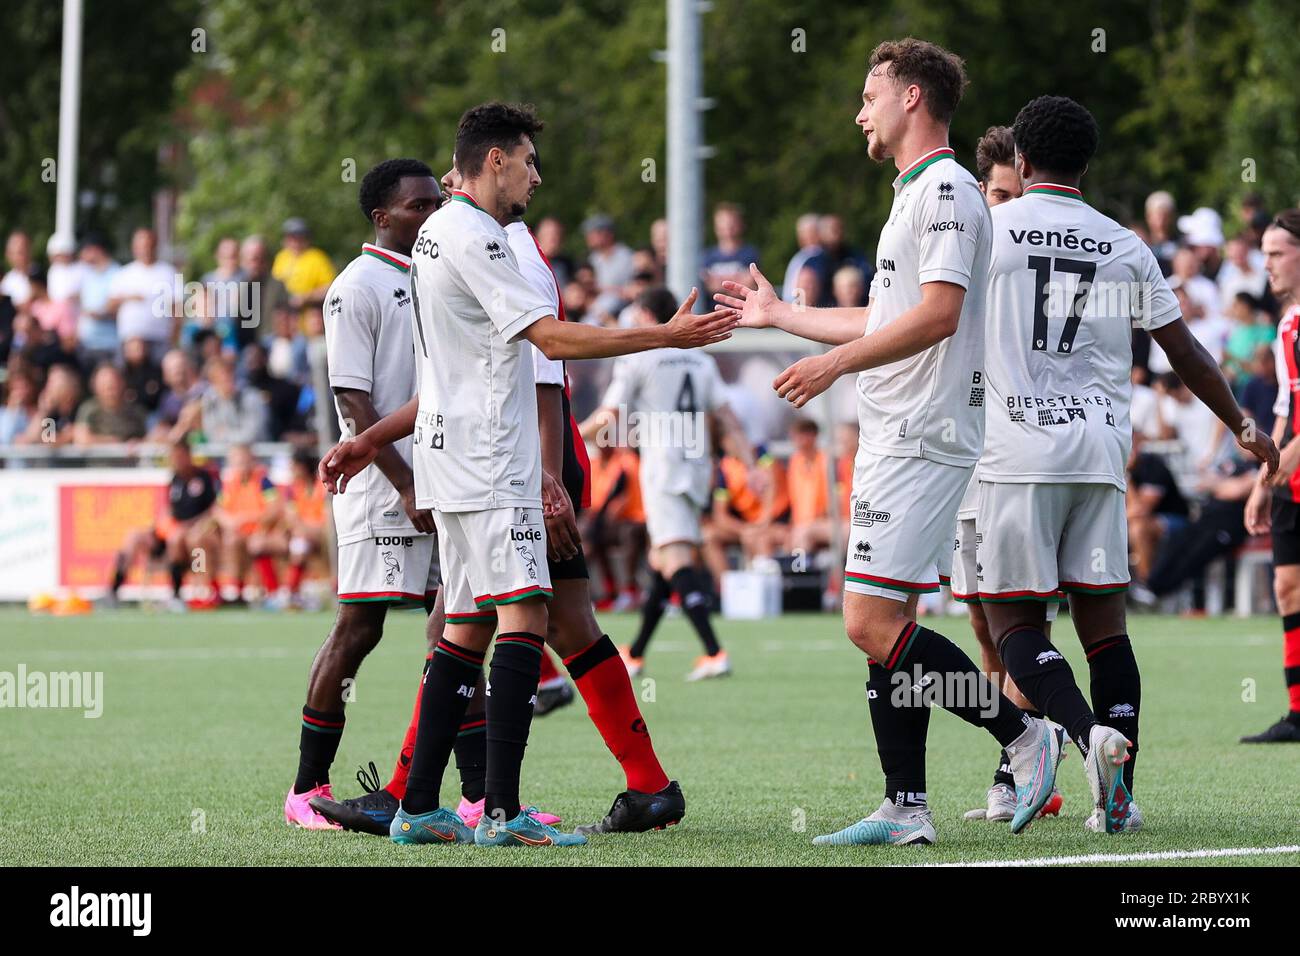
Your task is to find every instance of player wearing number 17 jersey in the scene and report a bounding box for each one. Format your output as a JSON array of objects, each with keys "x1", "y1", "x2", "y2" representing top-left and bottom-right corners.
[{"x1": 977, "y1": 95, "x2": 1278, "y2": 833}]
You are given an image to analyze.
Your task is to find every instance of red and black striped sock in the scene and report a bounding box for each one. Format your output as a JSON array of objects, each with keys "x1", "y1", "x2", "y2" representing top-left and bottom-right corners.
[
  {"x1": 484, "y1": 633, "x2": 546, "y2": 823},
  {"x1": 384, "y1": 653, "x2": 432, "y2": 800},
  {"x1": 566, "y1": 635, "x2": 670, "y2": 794},
  {"x1": 888, "y1": 622, "x2": 1029, "y2": 748},
  {"x1": 294, "y1": 706, "x2": 345, "y2": 793},
  {"x1": 1283, "y1": 612, "x2": 1300, "y2": 718},
  {"x1": 402, "y1": 639, "x2": 484, "y2": 815},
  {"x1": 1087, "y1": 634, "x2": 1140, "y2": 793}
]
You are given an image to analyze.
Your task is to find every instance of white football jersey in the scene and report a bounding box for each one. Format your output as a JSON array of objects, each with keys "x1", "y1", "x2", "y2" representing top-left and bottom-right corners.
[
  {"x1": 980, "y1": 184, "x2": 1181, "y2": 490},
  {"x1": 859, "y1": 147, "x2": 991, "y2": 466},
  {"x1": 599, "y1": 348, "x2": 725, "y2": 507},
  {"x1": 408, "y1": 190, "x2": 555, "y2": 512},
  {"x1": 324, "y1": 243, "x2": 420, "y2": 545},
  {"x1": 504, "y1": 221, "x2": 565, "y2": 388}
]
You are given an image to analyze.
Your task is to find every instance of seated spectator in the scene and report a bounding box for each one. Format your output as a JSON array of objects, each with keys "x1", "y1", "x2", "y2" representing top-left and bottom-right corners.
[
  {"x1": 76, "y1": 234, "x2": 121, "y2": 361},
  {"x1": 277, "y1": 451, "x2": 329, "y2": 610},
  {"x1": 700, "y1": 203, "x2": 760, "y2": 300},
  {"x1": 535, "y1": 217, "x2": 574, "y2": 288},
  {"x1": 0, "y1": 368, "x2": 39, "y2": 446},
  {"x1": 172, "y1": 356, "x2": 269, "y2": 445},
  {"x1": 810, "y1": 215, "x2": 872, "y2": 306},
  {"x1": 108, "y1": 228, "x2": 177, "y2": 361},
  {"x1": 702, "y1": 450, "x2": 789, "y2": 580},
  {"x1": 106, "y1": 441, "x2": 220, "y2": 610},
  {"x1": 582, "y1": 444, "x2": 646, "y2": 610},
  {"x1": 783, "y1": 213, "x2": 823, "y2": 301},
  {"x1": 1148, "y1": 283, "x2": 1231, "y2": 374},
  {"x1": 1135, "y1": 457, "x2": 1259, "y2": 606},
  {"x1": 831, "y1": 264, "x2": 868, "y2": 309},
  {"x1": 121, "y1": 336, "x2": 164, "y2": 413},
  {"x1": 25, "y1": 271, "x2": 76, "y2": 341},
  {"x1": 153, "y1": 349, "x2": 207, "y2": 438},
  {"x1": 73, "y1": 364, "x2": 148, "y2": 446},
  {"x1": 11, "y1": 308, "x2": 82, "y2": 377},
  {"x1": 1223, "y1": 292, "x2": 1274, "y2": 383},
  {"x1": 1126, "y1": 436, "x2": 1191, "y2": 585},
  {"x1": 265, "y1": 303, "x2": 310, "y2": 385},
  {"x1": 215, "y1": 444, "x2": 283, "y2": 604},
  {"x1": 195, "y1": 236, "x2": 247, "y2": 350},
  {"x1": 1, "y1": 230, "x2": 35, "y2": 308},
  {"x1": 45, "y1": 234, "x2": 83, "y2": 321},
  {"x1": 273, "y1": 218, "x2": 335, "y2": 314},
  {"x1": 785, "y1": 418, "x2": 834, "y2": 555},
  {"x1": 239, "y1": 235, "x2": 290, "y2": 349},
  {"x1": 1238, "y1": 344, "x2": 1277, "y2": 437},
  {"x1": 1218, "y1": 235, "x2": 1268, "y2": 309},
  {"x1": 17, "y1": 364, "x2": 82, "y2": 445},
  {"x1": 241, "y1": 341, "x2": 306, "y2": 441},
  {"x1": 1153, "y1": 371, "x2": 1227, "y2": 477},
  {"x1": 582, "y1": 214, "x2": 635, "y2": 318}
]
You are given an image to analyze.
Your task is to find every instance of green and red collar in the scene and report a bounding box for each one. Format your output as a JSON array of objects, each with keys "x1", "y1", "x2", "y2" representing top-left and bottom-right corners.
[
  {"x1": 449, "y1": 188, "x2": 486, "y2": 212},
  {"x1": 895, "y1": 146, "x2": 955, "y2": 188},
  {"x1": 1024, "y1": 182, "x2": 1084, "y2": 202},
  {"x1": 361, "y1": 243, "x2": 410, "y2": 273}
]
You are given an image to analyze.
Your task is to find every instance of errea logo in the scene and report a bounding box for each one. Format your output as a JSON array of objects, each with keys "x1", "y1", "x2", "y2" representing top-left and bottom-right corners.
[
  {"x1": 937, "y1": 181, "x2": 955, "y2": 200},
  {"x1": 1036, "y1": 650, "x2": 1063, "y2": 665},
  {"x1": 485, "y1": 240, "x2": 506, "y2": 261}
]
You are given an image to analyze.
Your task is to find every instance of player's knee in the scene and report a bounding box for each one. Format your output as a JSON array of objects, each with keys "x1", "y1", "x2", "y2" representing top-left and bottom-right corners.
[{"x1": 1274, "y1": 571, "x2": 1300, "y2": 614}]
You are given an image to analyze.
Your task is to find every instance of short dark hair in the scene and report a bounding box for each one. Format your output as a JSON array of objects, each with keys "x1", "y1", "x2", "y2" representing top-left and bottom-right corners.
[
  {"x1": 1269, "y1": 208, "x2": 1300, "y2": 244},
  {"x1": 1012, "y1": 95, "x2": 1099, "y2": 178},
  {"x1": 636, "y1": 286, "x2": 679, "y2": 324},
  {"x1": 454, "y1": 102, "x2": 544, "y2": 179},
  {"x1": 868, "y1": 38, "x2": 968, "y2": 125},
  {"x1": 358, "y1": 158, "x2": 435, "y2": 223},
  {"x1": 975, "y1": 126, "x2": 1016, "y2": 182},
  {"x1": 791, "y1": 418, "x2": 820, "y2": 436}
]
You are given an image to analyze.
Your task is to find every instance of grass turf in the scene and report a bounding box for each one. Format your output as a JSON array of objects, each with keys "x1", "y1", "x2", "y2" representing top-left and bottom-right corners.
[{"x1": 1, "y1": 606, "x2": 1296, "y2": 867}]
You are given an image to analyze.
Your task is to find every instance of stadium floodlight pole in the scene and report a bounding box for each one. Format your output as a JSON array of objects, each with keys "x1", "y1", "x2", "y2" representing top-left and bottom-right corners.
[
  {"x1": 55, "y1": 0, "x2": 83, "y2": 241},
  {"x1": 666, "y1": 0, "x2": 707, "y2": 303}
]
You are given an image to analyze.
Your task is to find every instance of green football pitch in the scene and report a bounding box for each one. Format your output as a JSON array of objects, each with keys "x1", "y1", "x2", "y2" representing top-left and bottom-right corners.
[{"x1": 2, "y1": 606, "x2": 1296, "y2": 867}]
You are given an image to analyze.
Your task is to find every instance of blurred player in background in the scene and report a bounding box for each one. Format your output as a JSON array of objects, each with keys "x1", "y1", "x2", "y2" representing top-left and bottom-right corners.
[
  {"x1": 717, "y1": 39, "x2": 1062, "y2": 845},
  {"x1": 214, "y1": 443, "x2": 281, "y2": 607},
  {"x1": 583, "y1": 286, "x2": 755, "y2": 682},
  {"x1": 1243, "y1": 207, "x2": 1300, "y2": 743},
  {"x1": 105, "y1": 441, "x2": 219, "y2": 611},
  {"x1": 703, "y1": 444, "x2": 789, "y2": 578},
  {"x1": 978, "y1": 96, "x2": 1276, "y2": 831}
]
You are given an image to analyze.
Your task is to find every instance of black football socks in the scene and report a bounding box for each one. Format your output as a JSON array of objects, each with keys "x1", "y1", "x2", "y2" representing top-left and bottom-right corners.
[
  {"x1": 1086, "y1": 634, "x2": 1140, "y2": 792},
  {"x1": 402, "y1": 639, "x2": 485, "y2": 815},
  {"x1": 867, "y1": 660, "x2": 930, "y2": 807},
  {"x1": 483, "y1": 633, "x2": 547, "y2": 824},
  {"x1": 630, "y1": 570, "x2": 673, "y2": 659},
  {"x1": 998, "y1": 625, "x2": 1097, "y2": 755},
  {"x1": 295, "y1": 707, "x2": 345, "y2": 793},
  {"x1": 670, "y1": 567, "x2": 721, "y2": 657}
]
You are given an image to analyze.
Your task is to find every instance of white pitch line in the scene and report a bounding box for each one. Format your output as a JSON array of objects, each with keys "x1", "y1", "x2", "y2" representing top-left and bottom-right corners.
[
  {"x1": 917, "y1": 844, "x2": 1300, "y2": 867},
  {"x1": 14, "y1": 647, "x2": 298, "y2": 663}
]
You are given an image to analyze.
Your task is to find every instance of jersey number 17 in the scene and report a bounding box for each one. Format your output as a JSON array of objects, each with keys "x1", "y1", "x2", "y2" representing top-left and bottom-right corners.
[{"x1": 1028, "y1": 255, "x2": 1096, "y2": 354}]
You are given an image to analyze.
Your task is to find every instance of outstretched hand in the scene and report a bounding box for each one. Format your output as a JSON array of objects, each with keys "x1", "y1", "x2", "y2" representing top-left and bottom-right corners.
[
  {"x1": 713, "y1": 263, "x2": 784, "y2": 329},
  {"x1": 662, "y1": 287, "x2": 740, "y2": 349}
]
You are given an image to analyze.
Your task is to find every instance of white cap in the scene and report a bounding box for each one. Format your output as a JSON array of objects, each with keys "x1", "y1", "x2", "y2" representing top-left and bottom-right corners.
[
  {"x1": 1177, "y1": 207, "x2": 1224, "y2": 248},
  {"x1": 46, "y1": 233, "x2": 75, "y2": 257}
]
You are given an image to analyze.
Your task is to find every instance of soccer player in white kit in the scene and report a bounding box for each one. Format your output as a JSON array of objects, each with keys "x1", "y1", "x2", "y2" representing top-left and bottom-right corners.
[
  {"x1": 977, "y1": 96, "x2": 1277, "y2": 833},
  {"x1": 321, "y1": 103, "x2": 735, "y2": 847},
  {"x1": 716, "y1": 40, "x2": 1060, "y2": 845},
  {"x1": 284, "y1": 159, "x2": 443, "y2": 829},
  {"x1": 581, "y1": 286, "x2": 755, "y2": 682}
]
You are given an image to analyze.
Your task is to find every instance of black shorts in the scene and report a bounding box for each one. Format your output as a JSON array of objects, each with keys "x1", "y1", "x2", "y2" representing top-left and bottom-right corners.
[
  {"x1": 1271, "y1": 496, "x2": 1300, "y2": 566},
  {"x1": 149, "y1": 530, "x2": 168, "y2": 559},
  {"x1": 547, "y1": 473, "x2": 590, "y2": 581}
]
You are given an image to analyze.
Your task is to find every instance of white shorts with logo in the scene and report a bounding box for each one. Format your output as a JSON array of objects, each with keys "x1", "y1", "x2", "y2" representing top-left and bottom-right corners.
[
  {"x1": 643, "y1": 488, "x2": 705, "y2": 548},
  {"x1": 844, "y1": 453, "x2": 973, "y2": 602},
  {"x1": 952, "y1": 517, "x2": 1058, "y2": 620},
  {"x1": 975, "y1": 482, "x2": 1129, "y2": 601},
  {"x1": 435, "y1": 506, "x2": 553, "y2": 624},
  {"x1": 337, "y1": 534, "x2": 439, "y2": 604}
]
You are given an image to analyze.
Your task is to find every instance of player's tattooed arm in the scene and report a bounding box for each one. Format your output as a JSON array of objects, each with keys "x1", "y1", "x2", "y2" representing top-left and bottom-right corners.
[
  {"x1": 522, "y1": 288, "x2": 737, "y2": 360},
  {"x1": 1150, "y1": 321, "x2": 1279, "y2": 482},
  {"x1": 714, "y1": 263, "x2": 870, "y2": 345},
  {"x1": 775, "y1": 281, "x2": 964, "y2": 407}
]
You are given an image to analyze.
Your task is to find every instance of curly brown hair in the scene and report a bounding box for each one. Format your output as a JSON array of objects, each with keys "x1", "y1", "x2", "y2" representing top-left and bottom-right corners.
[
  {"x1": 868, "y1": 38, "x2": 968, "y2": 125},
  {"x1": 975, "y1": 126, "x2": 1016, "y2": 183}
]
